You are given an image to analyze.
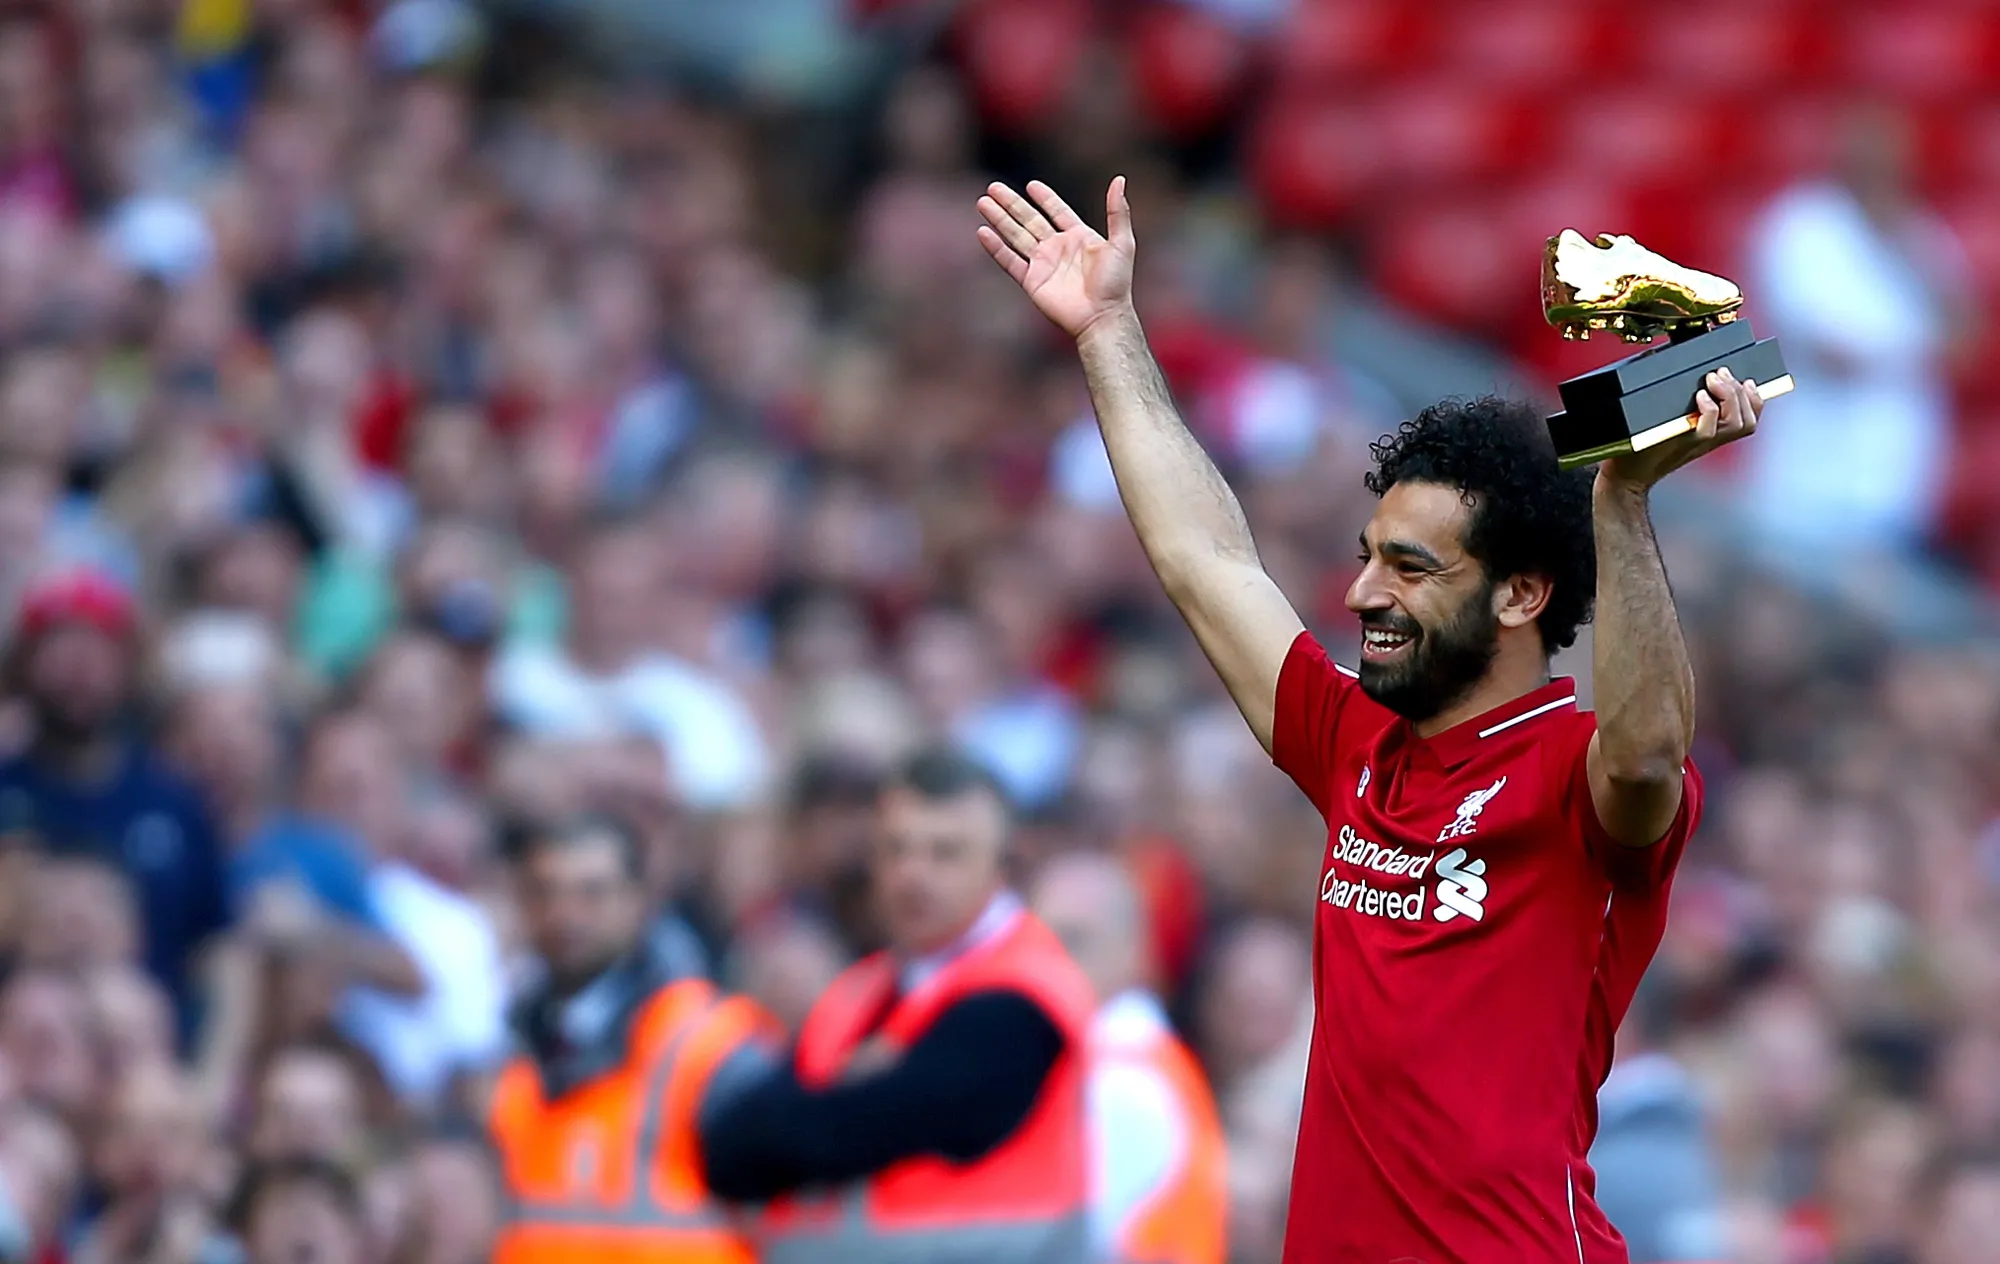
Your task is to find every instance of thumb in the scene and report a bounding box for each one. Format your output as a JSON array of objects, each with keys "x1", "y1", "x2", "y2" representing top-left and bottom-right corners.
[{"x1": 1106, "y1": 176, "x2": 1135, "y2": 253}]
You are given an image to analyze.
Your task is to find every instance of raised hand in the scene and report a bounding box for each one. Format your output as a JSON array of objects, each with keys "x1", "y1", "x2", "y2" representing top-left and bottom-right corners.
[
  {"x1": 977, "y1": 178, "x2": 1135, "y2": 340},
  {"x1": 1602, "y1": 367, "x2": 1763, "y2": 490}
]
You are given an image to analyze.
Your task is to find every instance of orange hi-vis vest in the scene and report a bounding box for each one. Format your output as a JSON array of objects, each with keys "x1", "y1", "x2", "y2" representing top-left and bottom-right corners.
[
  {"x1": 758, "y1": 909, "x2": 1097, "y2": 1264},
  {"x1": 488, "y1": 978, "x2": 764, "y2": 1264},
  {"x1": 1093, "y1": 1001, "x2": 1229, "y2": 1264}
]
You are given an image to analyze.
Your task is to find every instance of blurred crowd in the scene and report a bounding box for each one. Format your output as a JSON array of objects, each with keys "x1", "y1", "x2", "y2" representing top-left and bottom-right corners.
[{"x1": 0, "y1": 1, "x2": 1989, "y2": 1263}]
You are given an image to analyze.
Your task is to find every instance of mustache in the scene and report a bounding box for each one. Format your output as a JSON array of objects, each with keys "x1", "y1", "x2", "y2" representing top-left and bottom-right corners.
[{"x1": 1358, "y1": 610, "x2": 1422, "y2": 638}]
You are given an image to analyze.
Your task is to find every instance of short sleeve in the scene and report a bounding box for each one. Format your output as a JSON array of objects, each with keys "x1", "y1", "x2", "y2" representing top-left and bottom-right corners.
[
  {"x1": 1557, "y1": 718, "x2": 1704, "y2": 893},
  {"x1": 1271, "y1": 631, "x2": 1361, "y2": 816}
]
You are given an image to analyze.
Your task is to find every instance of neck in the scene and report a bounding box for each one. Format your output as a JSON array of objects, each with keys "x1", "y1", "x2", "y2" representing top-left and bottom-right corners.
[{"x1": 1411, "y1": 649, "x2": 1552, "y2": 739}]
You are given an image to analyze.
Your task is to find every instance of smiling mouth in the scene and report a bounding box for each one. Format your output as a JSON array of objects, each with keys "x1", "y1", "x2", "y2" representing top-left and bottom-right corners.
[{"x1": 1361, "y1": 627, "x2": 1416, "y2": 659}]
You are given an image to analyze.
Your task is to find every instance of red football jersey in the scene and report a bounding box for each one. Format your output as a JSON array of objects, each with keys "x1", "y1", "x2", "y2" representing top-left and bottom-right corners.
[{"x1": 1272, "y1": 631, "x2": 1702, "y2": 1264}]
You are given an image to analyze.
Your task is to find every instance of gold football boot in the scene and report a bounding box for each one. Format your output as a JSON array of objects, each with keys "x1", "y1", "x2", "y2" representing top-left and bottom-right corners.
[{"x1": 1542, "y1": 229, "x2": 1744, "y2": 342}]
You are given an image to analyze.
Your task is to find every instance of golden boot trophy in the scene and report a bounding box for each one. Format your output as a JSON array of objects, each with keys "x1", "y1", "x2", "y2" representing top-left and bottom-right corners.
[{"x1": 1541, "y1": 230, "x2": 1795, "y2": 470}]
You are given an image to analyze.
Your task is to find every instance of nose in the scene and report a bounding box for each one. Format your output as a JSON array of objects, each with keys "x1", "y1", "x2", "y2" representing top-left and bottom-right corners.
[{"x1": 1345, "y1": 562, "x2": 1395, "y2": 615}]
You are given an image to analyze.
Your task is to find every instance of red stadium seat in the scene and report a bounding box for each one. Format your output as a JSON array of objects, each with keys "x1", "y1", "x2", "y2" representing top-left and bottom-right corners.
[
  {"x1": 1733, "y1": 96, "x2": 1844, "y2": 188},
  {"x1": 1275, "y1": 0, "x2": 1431, "y2": 89},
  {"x1": 1838, "y1": 6, "x2": 1999, "y2": 100},
  {"x1": 1555, "y1": 100, "x2": 1734, "y2": 189},
  {"x1": 952, "y1": 0, "x2": 1091, "y2": 136},
  {"x1": 1433, "y1": 3, "x2": 1620, "y2": 90},
  {"x1": 1632, "y1": 6, "x2": 1824, "y2": 93},
  {"x1": 1249, "y1": 96, "x2": 1387, "y2": 227},
  {"x1": 1938, "y1": 195, "x2": 2000, "y2": 306},
  {"x1": 1928, "y1": 103, "x2": 2000, "y2": 196},
  {"x1": 1129, "y1": 3, "x2": 1252, "y2": 141},
  {"x1": 1369, "y1": 196, "x2": 1532, "y2": 336},
  {"x1": 1370, "y1": 83, "x2": 1541, "y2": 188}
]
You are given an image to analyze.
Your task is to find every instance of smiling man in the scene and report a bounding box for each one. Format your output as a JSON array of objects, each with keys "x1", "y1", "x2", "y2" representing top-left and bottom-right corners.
[{"x1": 979, "y1": 178, "x2": 1764, "y2": 1262}]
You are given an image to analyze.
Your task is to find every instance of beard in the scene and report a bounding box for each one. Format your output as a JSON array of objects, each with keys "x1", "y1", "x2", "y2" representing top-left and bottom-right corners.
[{"x1": 1356, "y1": 579, "x2": 1502, "y2": 724}]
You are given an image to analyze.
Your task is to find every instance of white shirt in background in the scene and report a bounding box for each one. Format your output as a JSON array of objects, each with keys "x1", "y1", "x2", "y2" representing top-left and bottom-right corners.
[
  {"x1": 1087, "y1": 989, "x2": 1186, "y2": 1262},
  {"x1": 1746, "y1": 181, "x2": 1968, "y2": 552},
  {"x1": 342, "y1": 861, "x2": 508, "y2": 1107},
  {"x1": 488, "y1": 644, "x2": 771, "y2": 812}
]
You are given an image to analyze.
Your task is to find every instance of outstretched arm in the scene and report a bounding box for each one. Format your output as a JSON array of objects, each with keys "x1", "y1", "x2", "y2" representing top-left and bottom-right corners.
[
  {"x1": 1587, "y1": 367, "x2": 1763, "y2": 846},
  {"x1": 978, "y1": 179, "x2": 1303, "y2": 752}
]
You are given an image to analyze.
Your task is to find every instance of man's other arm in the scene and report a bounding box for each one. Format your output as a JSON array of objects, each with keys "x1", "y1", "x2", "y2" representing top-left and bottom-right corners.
[
  {"x1": 698, "y1": 990, "x2": 1065, "y2": 1202},
  {"x1": 1587, "y1": 369, "x2": 1762, "y2": 846},
  {"x1": 978, "y1": 179, "x2": 1302, "y2": 754}
]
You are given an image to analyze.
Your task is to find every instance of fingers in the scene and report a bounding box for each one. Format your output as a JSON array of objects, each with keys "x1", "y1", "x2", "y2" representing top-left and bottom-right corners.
[
  {"x1": 1695, "y1": 377, "x2": 1720, "y2": 441},
  {"x1": 1106, "y1": 175, "x2": 1135, "y2": 253},
  {"x1": 975, "y1": 225, "x2": 1029, "y2": 284},
  {"x1": 1742, "y1": 378, "x2": 1764, "y2": 427},
  {"x1": 986, "y1": 181, "x2": 1056, "y2": 244},
  {"x1": 1027, "y1": 180, "x2": 1083, "y2": 232},
  {"x1": 977, "y1": 194, "x2": 1040, "y2": 259}
]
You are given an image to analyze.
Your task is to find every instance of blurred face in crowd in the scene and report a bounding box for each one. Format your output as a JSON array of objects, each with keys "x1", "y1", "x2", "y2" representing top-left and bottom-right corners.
[
  {"x1": 0, "y1": 971, "x2": 95, "y2": 1119},
  {"x1": 568, "y1": 527, "x2": 662, "y2": 670},
  {"x1": 300, "y1": 714, "x2": 405, "y2": 854},
  {"x1": 199, "y1": 526, "x2": 303, "y2": 635},
  {"x1": 402, "y1": 1138, "x2": 502, "y2": 1264},
  {"x1": 167, "y1": 685, "x2": 284, "y2": 815},
  {"x1": 1924, "y1": 1162, "x2": 2000, "y2": 1264},
  {"x1": 1198, "y1": 920, "x2": 1310, "y2": 1089},
  {"x1": 402, "y1": 793, "x2": 491, "y2": 894},
  {"x1": 519, "y1": 829, "x2": 647, "y2": 991},
  {"x1": 732, "y1": 915, "x2": 846, "y2": 1035},
  {"x1": 1347, "y1": 483, "x2": 1516, "y2": 724},
  {"x1": 358, "y1": 634, "x2": 469, "y2": 776},
  {"x1": 1031, "y1": 851, "x2": 1144, "y2": 1004},
  {"x1": 21, "y1": 622, "x2": 130, "y2": 743},
  {"x1": 241, "y1": 1172, "x2": 365, "y2": 1264},
  {"x1": 251, "y1": 1048, "x2": 364, "y2": 1166},
  {"x1": 405, "y1": 406, "x2": 501, "y2": 522},
  {"x1": 18, "y1": 855, "x2": 139, "y2": 970},
  {"x1": 91, "y1": 1061, "x2": 207, "y2": 1199},
  {"x1": 1825, "y1": 1101, "x2": 1932, "y2": 1252},
  {"x1": 84, "y1": 966, "x2": 174, "y2": 1082},
  {"x1": 874, "y1": 783, "x2": 1007, "y2": 957},
  {"x1": 900, "y1": 609, "x2": 1000, "y2": 727}
]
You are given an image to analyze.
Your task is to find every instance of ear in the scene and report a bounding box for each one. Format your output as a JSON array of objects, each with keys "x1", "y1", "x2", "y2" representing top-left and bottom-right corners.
[{"x1": 1493, "y1": 573, "x2": 1552, "y2": 631}]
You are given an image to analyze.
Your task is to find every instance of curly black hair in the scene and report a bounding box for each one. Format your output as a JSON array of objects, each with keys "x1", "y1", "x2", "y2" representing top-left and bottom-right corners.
[{"x1": 1364, "y1": 396, "x2": 1596, "y2": 653}]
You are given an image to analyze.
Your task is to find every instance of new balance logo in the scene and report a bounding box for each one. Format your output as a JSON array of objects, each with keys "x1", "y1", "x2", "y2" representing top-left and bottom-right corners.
[
  {"x1": 1437, "y1": 776, "x2": 1507, "y2": 842},
  {"x1": 1432, "y1": 847, "x2": 1488, "y2": 922},
  {"x1": 1357, "y1": 766, "x2": 1371, "y2": 798}
]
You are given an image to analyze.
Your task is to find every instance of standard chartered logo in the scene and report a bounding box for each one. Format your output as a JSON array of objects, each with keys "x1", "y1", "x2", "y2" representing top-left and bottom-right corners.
[
  {"x1": 1319, "y1": 828, "x2": 1491, "y2": 927},
  {"x1": 1431, "y1": 847, "x2": 1488, "y2": 922}
]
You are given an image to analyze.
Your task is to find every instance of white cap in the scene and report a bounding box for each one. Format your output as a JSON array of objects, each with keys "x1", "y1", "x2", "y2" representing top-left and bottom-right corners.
[{"x1": 105, "y1": 195, "x2": 214, "y2": 287}]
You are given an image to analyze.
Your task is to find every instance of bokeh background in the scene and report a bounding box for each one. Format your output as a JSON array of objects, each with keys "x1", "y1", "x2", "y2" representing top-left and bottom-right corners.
[{"x1": 0, "y1": 0, "x2": 1995, "y2": 1262}]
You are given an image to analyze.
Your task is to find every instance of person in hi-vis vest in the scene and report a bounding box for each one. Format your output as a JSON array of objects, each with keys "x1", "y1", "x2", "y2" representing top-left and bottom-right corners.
[
  {"x1": 486, "y1": 818, "x2": 774, "y2": 1264},
  {"x1": 699, "y1": 747, "x2": 1096, "y2": 1264},
  {"x1": 1033, "y1": 851, "x2": 1228, "y2": 1264}
]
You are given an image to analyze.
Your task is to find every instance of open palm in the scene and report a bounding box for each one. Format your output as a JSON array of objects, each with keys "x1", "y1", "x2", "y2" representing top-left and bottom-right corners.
[{"x1": 977, "y1": 178, "x2": 1135, "y2": 339}]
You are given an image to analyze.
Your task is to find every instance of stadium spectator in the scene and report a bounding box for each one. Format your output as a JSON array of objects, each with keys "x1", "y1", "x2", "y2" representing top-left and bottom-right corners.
[
  {"x1": 702, "y1": 747, "x2": 1096, "y2": 1262},
  {"x1": 0, "y1": 571, "x2": 233, "y2": 1027},
  {"x1": 1746, "y1": 101, "x2": 1985, "y2": 555},
  {"x1": 487, "y1": 817, "x2": 770, "y2": 1263},
  {"x1": 487, "y1": 517, "x2": 770, "y2": 813},
  {"x1": 1033, "y1": 849, "x2": 1228, "y2": 1264},
  {"x1": 1591, "y1": 982, "x2": 1729, "y2": 1264},
  {"x1": 228, "y1": 1157, "x2": 369, "y2": 1264}
]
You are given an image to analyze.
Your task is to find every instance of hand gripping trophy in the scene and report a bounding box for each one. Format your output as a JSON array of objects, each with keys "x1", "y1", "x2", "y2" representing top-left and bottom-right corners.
[{"x1": 1540, "y1": 231, "x2": 1796, "y2": 470}]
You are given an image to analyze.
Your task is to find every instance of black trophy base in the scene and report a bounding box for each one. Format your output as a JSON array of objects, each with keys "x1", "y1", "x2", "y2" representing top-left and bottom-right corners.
[{"x1": 1545, "y1": 318, "x2": 1792, "y2": 471}]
